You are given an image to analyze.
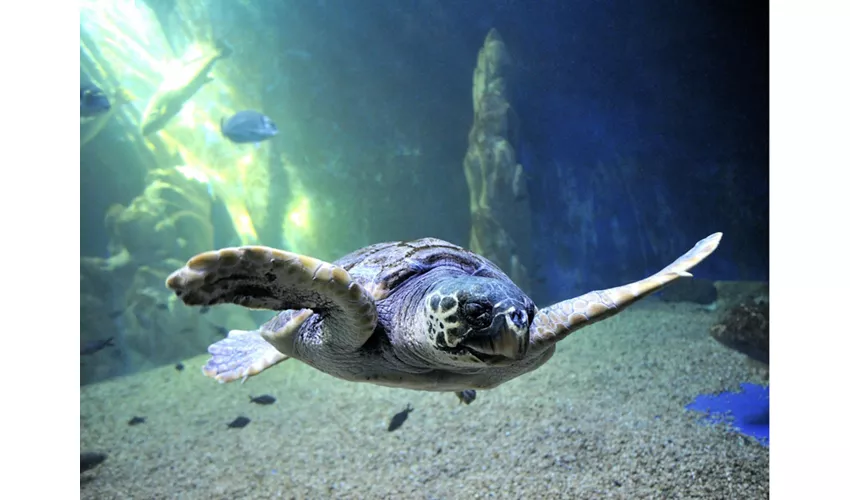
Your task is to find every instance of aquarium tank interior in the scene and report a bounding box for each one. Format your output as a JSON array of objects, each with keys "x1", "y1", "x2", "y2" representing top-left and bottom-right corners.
[{"x1": 80, "y1": 0, "x2": 769, "y2": 497}]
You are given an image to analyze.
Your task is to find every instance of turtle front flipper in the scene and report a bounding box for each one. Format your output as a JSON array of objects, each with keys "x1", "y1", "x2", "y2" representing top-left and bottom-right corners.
[
  {"x1": 529, "y1": 232, "x2": 722, "y2": 352},
  {"x1": 166, "y1": 246, "x2": 378, "y2": 351}
]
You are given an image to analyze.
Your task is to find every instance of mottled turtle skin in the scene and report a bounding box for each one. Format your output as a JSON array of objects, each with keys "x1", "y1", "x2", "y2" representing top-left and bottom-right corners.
[{"x1": 166, "y1": 233, "x2": 722, "y2": 403}]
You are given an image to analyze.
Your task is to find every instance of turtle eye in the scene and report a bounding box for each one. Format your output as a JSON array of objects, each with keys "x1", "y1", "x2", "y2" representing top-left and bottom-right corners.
[{"x1": 509, "y1": 309, "x2": 525, "y2": 326}]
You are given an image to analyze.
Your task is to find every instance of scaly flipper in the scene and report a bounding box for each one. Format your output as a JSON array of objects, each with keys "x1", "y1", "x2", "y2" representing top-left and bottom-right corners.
[
  {"x1": 203, "y1": 329, "x2": 289, "y2": 383},
  {"x1": 166, "y1": 246, "x2": 377, "y2": 351},
  {"x1": 529, "y1": 232, "x2": 722, "y2": 352},
  {"x1": 202, "y1": 309, "x2": 312, "y2": 383}
]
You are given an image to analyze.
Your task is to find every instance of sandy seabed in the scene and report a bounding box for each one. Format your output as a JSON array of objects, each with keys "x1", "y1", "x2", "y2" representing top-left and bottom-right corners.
[{"x1": 81, "y1": 299, "x2": 768, "y2": 499}]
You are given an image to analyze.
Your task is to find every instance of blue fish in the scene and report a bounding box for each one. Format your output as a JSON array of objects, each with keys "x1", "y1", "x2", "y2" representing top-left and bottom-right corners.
[
  {"x1": 220, "y1": 110, "x2": 278, "y2": 144},
  {"x1": 80, "y1": 83, "x2": 111, "y2": 118}
]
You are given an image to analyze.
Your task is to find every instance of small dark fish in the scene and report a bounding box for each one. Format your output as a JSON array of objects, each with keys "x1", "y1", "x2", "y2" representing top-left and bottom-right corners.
[
  {"x1": 387, "y1": 404, "x2": 413, "y2": 432},
  {"x1": 108, "y1": 310, "x2": 125, "y2": 319},
  {"x1": 180, "y1": 326, "x2": 194, "y2": 333},
  {"x1": 175, "y1": 362, "x2": 184, "y2": 371},
  {"x1": 81, "y1": 452, "x2": 107, "y2": 473},
  {"x1": 220, "y1": 110, "x2": 278, "y2": 144},
  {"x1": 155, "y1": 303, "x2": 168, "y2": 310},
  {"x1": 128, "y1": 416, "x2": 146, "y2": 426},
  {"x1": 80, "y1": 83, "x2": 110, "y2": 118},
  {"x1": 227, "y1": 416, "x2": 251, "y2": 428},
  {"x1": 199, "y1": 306, "x2": 210, "y2": 314},
  {"x1": 80, "y1": 337, "x2": 114, "y2": 356},
  {"x1": 249, "y1": 395, "x2": 276, "y2": 405},
  {"x1": 211, "y1": 325, "x2": 229, "y2": 337}
]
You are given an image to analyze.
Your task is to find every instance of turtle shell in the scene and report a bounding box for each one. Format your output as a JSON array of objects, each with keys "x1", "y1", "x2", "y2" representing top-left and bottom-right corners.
[{"x1": 333, "y1": 238, "x2": 512, "y2": 301}]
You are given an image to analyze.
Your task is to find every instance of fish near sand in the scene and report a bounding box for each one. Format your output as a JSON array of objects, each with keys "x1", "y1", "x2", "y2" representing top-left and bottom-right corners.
[
  {"x1": 80, "y1": 337, "x2": 114, "y2": 355},
  {"x1": 227, "y1": 416, "x2": 251, "y2": 428},
  {"x1": 81, "y1": 452, "x2": 107, "y2": 473},
  {"x1": 249, "y1": 394, "x2": 276, "y2": 405},
  {"x1": 387, "y1": 404, "x2": 413, "y2": 432},
  {"x1": 220, "y1": 110, "x2": 278, "y2": 144},
  {"x1": 140, "y1": 41, "x2": 232, "y2": 136}
]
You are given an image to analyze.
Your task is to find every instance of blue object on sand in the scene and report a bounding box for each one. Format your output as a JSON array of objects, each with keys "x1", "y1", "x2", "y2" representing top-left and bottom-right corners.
[{"x1": 686, "y1": 383, "x2": 769, "y2": 446}]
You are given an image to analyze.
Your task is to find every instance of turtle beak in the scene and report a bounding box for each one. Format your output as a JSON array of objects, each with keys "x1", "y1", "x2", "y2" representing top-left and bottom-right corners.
[{"x1": 463, "y1": 307, "x2": 530, "y2": 360}]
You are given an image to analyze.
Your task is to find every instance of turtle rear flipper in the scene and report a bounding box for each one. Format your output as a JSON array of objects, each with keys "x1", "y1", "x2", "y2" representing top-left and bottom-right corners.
[
  {"x1": 167, "y1": 246, "x2": 378, "y2": 351},
  {"x1": 204, "y1": 309, "x2": 311, "y2": 383},
  {"x1": 529, "y1": 232, "x2": 722, "y2": 351},
  {"x1": 455, "y1": 390, "x2": 477, "y2": 404},
  {"x1": 203, "y1": 329, "x2": 290, "y2": 383}
]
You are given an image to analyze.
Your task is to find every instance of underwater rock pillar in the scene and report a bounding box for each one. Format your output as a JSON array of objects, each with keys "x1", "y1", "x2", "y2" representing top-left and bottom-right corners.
[
  {"x1": 80, "y1": 169, "x2": 217, "y2": 383},
  {"x1": 463, "y1": 29, "x2": 533, "y2": 292}
]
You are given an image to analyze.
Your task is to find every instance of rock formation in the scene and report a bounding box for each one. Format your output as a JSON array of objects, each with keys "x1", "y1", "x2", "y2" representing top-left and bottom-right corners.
[
  {"x1": 463, "y1": 29, "x2": 533, "y2": 292},
  {"x1": 80, "y1": 168, "x2": 257, "y2": 384},
  {"x1": 710, "y1": 287, "x2": 769, "y2": 366}
]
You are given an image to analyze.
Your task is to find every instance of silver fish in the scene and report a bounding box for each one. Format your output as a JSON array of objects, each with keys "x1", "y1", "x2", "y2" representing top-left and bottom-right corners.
[
  {"x1": 80, "y1": 83, "x2": 110, "y2": 118},
  {"x1": 81, "y1": 88, "x2": 134, "y2": 147},
  {"x1": 220, "y1": 110, "x2": 278, "y2": 144}
]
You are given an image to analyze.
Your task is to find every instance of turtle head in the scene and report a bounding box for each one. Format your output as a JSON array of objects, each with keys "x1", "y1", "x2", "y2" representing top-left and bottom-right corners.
[{"x1": 422, "y1": 276, "x2": 534, "y2": 366}]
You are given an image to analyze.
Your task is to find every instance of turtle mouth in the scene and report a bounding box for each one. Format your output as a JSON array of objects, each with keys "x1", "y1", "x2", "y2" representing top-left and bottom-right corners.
[
  {"x1": 458, "y1": 313, "x2": 529, "y2": 363},
  {"x1": 467, "y1": 348, "x2": 515, "y2": 365},
  {"x1": 444, "y1": 345, "x2": 510, "y2": 365}
]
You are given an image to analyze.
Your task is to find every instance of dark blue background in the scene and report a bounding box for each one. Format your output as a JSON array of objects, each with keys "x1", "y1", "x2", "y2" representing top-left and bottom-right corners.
[{"x1": 82, "y1": 0, "x2": 768, "y2": 304}]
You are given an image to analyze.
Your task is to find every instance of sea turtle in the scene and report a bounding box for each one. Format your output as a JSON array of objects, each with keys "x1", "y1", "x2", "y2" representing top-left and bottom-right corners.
[{"x1": 165, "y1": 233, "x2": 722, "y2": 404}]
